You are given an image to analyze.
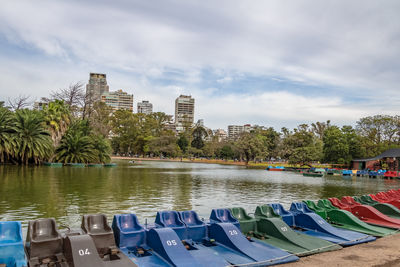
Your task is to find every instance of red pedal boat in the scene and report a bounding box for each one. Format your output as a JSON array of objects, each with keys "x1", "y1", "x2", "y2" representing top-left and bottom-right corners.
[
  {"x1": 329, "y1": 197, "x2": 400, "y2": 229},
  {"x1": 370, "y1": 193, "x2": 400, "y2": 209}
]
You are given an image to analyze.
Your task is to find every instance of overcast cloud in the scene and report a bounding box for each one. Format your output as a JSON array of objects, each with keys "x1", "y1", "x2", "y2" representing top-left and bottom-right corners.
[{"x1": 0, "y1": 0, "x2": 399, "y2": 130}]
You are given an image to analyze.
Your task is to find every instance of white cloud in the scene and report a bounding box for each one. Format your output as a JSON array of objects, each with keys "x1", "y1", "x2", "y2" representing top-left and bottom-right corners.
[{"x1": 0, "y1": 0, "x2": 399, "y2": 129}]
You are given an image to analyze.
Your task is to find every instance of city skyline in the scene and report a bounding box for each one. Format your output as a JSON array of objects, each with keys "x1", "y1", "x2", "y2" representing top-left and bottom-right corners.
[{"x1": 0, "y1": 1, "x2": 399, "y2": 130}]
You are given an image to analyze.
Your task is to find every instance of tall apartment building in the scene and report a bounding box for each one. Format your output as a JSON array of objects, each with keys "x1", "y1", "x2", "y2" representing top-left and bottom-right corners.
[
  {"x1": 137, "y1": 100, "x2": 153, "y2": 114},
  {"x1": 228, "y1": 125, "x2": 245, "y2": 139},
  {"x1": 101, "y1": 89, "x2": 133, "y2": 112},
  {"x1": 86, "y1": 73, "x2": 109, "y2": 102},
  {"x1": 175, "y1": 95, "x2": 195, "y2": 125}
]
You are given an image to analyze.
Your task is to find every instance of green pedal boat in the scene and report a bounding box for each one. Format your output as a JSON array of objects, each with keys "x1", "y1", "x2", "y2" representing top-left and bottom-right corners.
[
  {"x1": 304, "y1": 199, "x2": 396, "y2": 237},
  {"x1": 354, "y1": 195, "x2": 400, "y2": 220},
  {"x1": 230, "y1": 207, "x2": 341, "y2": 256}
]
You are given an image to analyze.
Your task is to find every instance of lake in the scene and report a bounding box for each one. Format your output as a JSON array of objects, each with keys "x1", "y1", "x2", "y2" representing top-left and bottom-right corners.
[{"x1": 1, "y1": 160, "x2": 399, "y2": 232}]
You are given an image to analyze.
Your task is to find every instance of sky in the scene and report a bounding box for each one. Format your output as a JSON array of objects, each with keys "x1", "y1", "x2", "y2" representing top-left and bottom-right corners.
[{"x1": 0, "y1": 0, "x2": 399, "y2": 130}]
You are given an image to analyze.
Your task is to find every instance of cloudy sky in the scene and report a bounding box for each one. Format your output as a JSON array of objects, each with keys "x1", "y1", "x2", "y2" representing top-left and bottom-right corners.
[{"x1": 0, "y1": 0, "x2": 399, "y2": 130}]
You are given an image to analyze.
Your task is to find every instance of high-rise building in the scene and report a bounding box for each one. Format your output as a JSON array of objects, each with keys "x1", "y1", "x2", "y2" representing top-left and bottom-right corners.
[
  {"x1": 86, "y1": 73, "x2": 109, "y2": 102},
  {"x1": 175, "y1": 95, "x2": 195, "y2": 125},
  {"x1": 101, "y1": 89, "x2": 133, "y2": 112},
  {"x1": 228, "y1": 125, "x2": 244, "y2": 139},
  {"x1": 137, "y1": 100, "x2": 153, "y2": 114}
]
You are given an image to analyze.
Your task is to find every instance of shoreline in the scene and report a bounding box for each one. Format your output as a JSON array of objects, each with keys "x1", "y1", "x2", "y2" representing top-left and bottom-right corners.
[
  {"x1": 111, "y1": 156, "x2": 249, "y2": 166},
  {"x1": 111, "y1": 156, "x2": 333, "y2": 169}
]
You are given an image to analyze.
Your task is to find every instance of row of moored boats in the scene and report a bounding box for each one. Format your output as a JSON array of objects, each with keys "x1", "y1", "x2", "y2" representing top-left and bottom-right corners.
[
  {"x1": 2, "y1": 189, "x2": 400, "y2": 266},
  {"x1": 266, "y1": 166, "x2": 400, "y2": 178}
]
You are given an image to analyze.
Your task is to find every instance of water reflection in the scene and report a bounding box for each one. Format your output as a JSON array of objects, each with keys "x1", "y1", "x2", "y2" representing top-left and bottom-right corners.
[{"x1": 1, "y1": 160, "x2": 399, "y2": 232}]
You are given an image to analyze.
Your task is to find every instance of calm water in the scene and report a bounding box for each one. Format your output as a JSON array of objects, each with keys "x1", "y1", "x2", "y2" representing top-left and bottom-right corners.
[{"x1": 1, "y1": 160, "x2": 399, "y2": 232}]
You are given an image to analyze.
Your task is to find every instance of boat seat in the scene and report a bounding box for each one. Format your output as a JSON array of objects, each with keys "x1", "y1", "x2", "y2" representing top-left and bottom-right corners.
[
  {"x1": 342, "y1": 196, "x2": 359, "y2": 205},
  {"x1": 209, "y1": 209, "x2": 240, "y2": 229},
  {"x1": 112, "y1": 214, "x2": 146, "y2": 249},
  {"x1": 0, "y1": 221, "x2": 26, "y2": 267},
  {"x1": 254, "y1": 205, "x2": 280, "y2": 219},
  {"x1": 0, "y1": 221, "x2": 23, "y2": 245},
  {"x1": 27, "y1": 218, "x2": 63, "y2": 259},
  {"x1": 229, "y1": 207, "x2": 257, "y2": 234},
  {"x1": 81, "y1": 214, "x2": 116, "y2": 255},
  {"x1": 155, "y1": 211, "x2": 187, "y2": 240},
  {"x1": 268, "y1": 203, "x2": 295, "y2": 226},
  {"x1": 317, "y1": 199, "x2": 339, "y2": 211},
  {"x1": 360, "y1": 195, "x2": 378, "y2": 204},
  {"x1": 328, "y1": 198, "x2": 348, "y2": 209},
  {"x1": 179, "y1": 210, "x2": 206, "y2": 241},
  {"x1": 290, "y1": 202, "x2": 314, "y2": 214}
]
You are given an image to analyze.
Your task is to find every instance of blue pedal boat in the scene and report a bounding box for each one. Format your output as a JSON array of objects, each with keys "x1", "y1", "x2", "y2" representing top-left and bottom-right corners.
[
  {"x1": 113, "y1": 213, "x2": 204, "y2": 267},
  {"x1": 269, "y1": 203, "x2": 376, "y2": 246},
  {"x1": 207, "y1": 209, "x2": 299, "y2": 265},
  {"x1": 0, "y1": 221, "x2": 27, "y2": 267}
]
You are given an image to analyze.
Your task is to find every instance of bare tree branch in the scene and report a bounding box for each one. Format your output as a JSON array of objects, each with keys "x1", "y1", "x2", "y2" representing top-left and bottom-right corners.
[
  {"x1": 51, "y1": 82, "x2": 85, "y2": 107},
  {"x1": 7, "y1": 95, "x2": 32, "y2": 111}
]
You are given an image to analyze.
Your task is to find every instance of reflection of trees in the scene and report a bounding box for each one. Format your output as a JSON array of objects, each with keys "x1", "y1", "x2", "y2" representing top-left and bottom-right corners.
[{"x1": 171, "y1": 173, "x2": 192, "y2": 211}]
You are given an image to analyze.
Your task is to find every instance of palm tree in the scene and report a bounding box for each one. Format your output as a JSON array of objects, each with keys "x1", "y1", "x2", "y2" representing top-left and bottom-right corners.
[
  {"x1": 54, "y1": 132, "x2": 97, "y2": 163},
  {"x1": 14, "y1": 109, "x2": 53, "y2": 165},
  {"x1": 0, "y1": 107, "x2": 17, "y2": 162},
  {"x1": 43, "y1": 100, "x2": 71, "y2": 147},
  {"x1": 91, "y1": 135, "x2": 111, "y2": 163}
]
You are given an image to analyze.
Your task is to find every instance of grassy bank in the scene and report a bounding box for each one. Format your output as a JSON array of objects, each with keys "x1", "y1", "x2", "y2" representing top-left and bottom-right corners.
[{"x1": 112, "y1": 156, "x2": 334, "y2": 169}]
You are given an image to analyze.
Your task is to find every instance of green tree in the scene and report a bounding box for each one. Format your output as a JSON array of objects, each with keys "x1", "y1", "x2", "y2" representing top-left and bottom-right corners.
[
  {"x1": 219, "y1": 144, "x2": 234, "y2": 160},
  {"x1": 89, "y1": 101, "x2": 113, "y2": 137},
  {"x1": 110, "y1": 110, "x2": 138, "y2": 155},
  {"x1": 14, "y1": 109, "x2": 53, "y2": 164},
  {"x1": 55, "y1": 132, "x2": 96, "y2": 163},
  {"x1": 177, "y1": 134, "x2": 189, "y2": 153},
  {"x1": 281, "y1": 124, "x2": 323, "y2": 166},
  {"x1": 342, "y1": 125, "x2": 364, "y2": 160},
  {"x1": 42, "y1": 100, "x2": 71, "y2": 147},
  {"x1": 0, "y1": 107, "x2": 17, "y2": 162},
  {"x1": 257, "y1": 127, "x2": 280, "y2": 159},
  {"x1": 191, "y1": 126, "x2": 207, "y2": 149},
  {"x1": 311, "y1": 120, "x2": 331, "y2": 140},
  {"x1": 323, "y1": 126, "x2": 349, "y2": 164},
  {"x1": 236, "y1": 132, "x2": 265, "y2": 164},
  {"x1": 91, "y1": 134, "x2": 112, "y2": 163},
  {"x1": 356, "y1": 115, "x2": 400, "y2": 156},
  {"x1": 149, "y1": 134, "x2": 180, "y2": 157}
]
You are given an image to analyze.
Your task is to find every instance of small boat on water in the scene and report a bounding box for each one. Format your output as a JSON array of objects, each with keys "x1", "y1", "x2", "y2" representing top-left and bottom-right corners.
[
  {"x1": 302, "y1": 168, "x2": 325, "y2": 177},
  {"x1": 266, "y1": 166, "x2": 285, "y2": 171},
  {"x1": 303, "y1": 172, "x2": 324, "y2": 177},
  {"x1": 104, "y1": 163, "x2": 117, "y2": 167}
]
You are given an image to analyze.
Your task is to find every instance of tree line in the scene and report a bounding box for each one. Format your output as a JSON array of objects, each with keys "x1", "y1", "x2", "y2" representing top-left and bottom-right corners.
[
  {"x1": 1, "y1": 83, "x2": 399, "y2": 166},
  {"x1": 110, "y1": 111, "x2": 400, "y2": 166}
]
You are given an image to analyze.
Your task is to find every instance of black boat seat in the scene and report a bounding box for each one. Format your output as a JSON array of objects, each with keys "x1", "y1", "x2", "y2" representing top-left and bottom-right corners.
[
  {"x1": 27, "y1": 218, "x2": 63, "y2": 259},
  {"x1": 81, "y1": 214, "x2": 116, "y2": 255}
]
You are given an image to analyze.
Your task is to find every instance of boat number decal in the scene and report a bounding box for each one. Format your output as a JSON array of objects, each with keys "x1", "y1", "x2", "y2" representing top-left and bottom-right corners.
[
  {"x1": 229, "y1": 230, "x2": 238, "y2": 236},
  {"x1": 78, "y1": 248, "x2": 91, "y2": 256},
  {"x1": 166, "y1": 240, "x2": 177, "y2": 246},
  {"x1": 280, "y1": 227, "x2": 288, "y2": 231},
  {"x1": 318, "y1": 220, "x2": 325, "y2": 224}
]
